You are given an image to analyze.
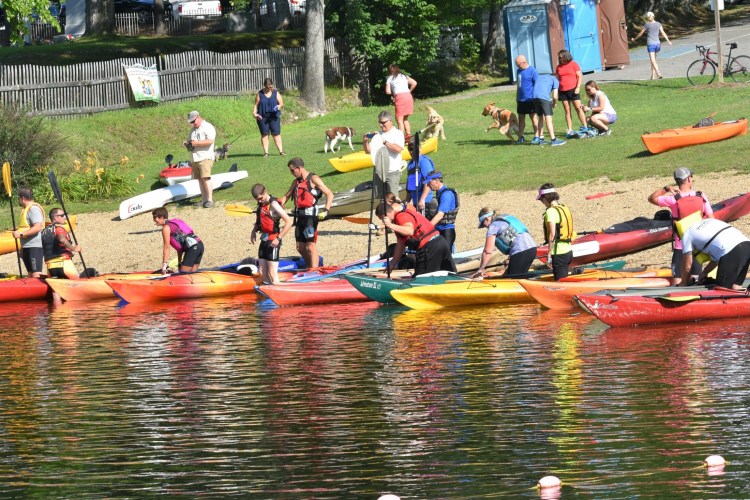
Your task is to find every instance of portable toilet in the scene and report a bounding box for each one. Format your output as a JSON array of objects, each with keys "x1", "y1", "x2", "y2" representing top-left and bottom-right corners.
[
  {"x1": 503, "y1": 0, "x2": 565, "y2": 81},
  {"x1": 560, "y1": 0, "x2": 602, "y2": 73}
]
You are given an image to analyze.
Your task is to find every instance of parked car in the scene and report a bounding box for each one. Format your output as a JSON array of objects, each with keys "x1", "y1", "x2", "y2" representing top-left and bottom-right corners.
[
  {"x1": 115, "y1": 0, "x2": 173, "y2": 23},
  {"x1": 171, "y1": 0, "x2": 222, "y2": 20}
]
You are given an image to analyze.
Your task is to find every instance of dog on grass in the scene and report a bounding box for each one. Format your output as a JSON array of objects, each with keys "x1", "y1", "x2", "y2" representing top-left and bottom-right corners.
[
  {"x1": 482, "y1": 102, "x2": 520, "y2": 142},
  {"x1": 419, "y1": 105, "x2": 446, "y2": 140},
  {"x1": 215, "y1": 143, "x2": 231, "y2": 160},
  {"x1": 324, "y1": 127, "x2": 356, "y2": 153}
]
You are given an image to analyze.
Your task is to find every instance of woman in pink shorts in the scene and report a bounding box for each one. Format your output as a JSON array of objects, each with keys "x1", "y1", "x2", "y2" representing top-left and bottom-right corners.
[{"x1": 385, "y1": 64, "x2": 417, "y2": 138}]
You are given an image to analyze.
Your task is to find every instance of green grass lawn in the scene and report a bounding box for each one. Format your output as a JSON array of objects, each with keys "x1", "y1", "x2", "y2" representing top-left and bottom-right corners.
[{"x1": 1, "y1": 77, "x2": 749, "y2": 227}]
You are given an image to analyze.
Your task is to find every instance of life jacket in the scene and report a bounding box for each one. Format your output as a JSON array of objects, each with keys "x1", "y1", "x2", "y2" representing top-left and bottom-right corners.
[
  {"x1": 543, "y1": 204, "x2": 574, "y2": 246},
  {"x1": 41, "y1": 223, "x2": 73, "y2": 261},
  {"x1": 166, "y1": 218, "x2": 200, "y2": 251},
  {"x1": 672, "y1": 191, "x2": 706, "y2": 246},
  {"x1": 19, "y1": 202, "x2": 45, "y2": 237},
  {"x1": 394, "y1": 208, "x2": 439, "y2": 250},
  {"x1": 293, "y1": 172, "x2": 322, "y2": 211},
  {"x1": 425, "y1": 187, "x2": 460, "y2": 224},
  {"x1": 406, "y1": 156, "x2": 435, "y2": 189},
  {"x1": 256, "y1": 196, "x2": 281, "y2": 240},
  {"x1": 493, "y1": 215, "x2": 529, "y2": 255}
]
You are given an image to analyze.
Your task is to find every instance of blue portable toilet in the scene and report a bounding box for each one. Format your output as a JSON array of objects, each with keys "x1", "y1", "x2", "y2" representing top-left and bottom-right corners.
[
  {"x1": 560, "y1": 0, "x2": 602, "y2": 73},
  {"x1": 503, "y1": 0, "x2": 565, "y2": 81}
]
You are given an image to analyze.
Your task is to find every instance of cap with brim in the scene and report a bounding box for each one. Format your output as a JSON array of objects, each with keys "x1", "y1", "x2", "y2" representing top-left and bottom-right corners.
[
  {"x1": 674, "y1": 167, "x2": 693, "y2": 181},
  {"x1": 422, "y1": 172, "x2": 442, "y2": 185},
  {"x1": 187, "y1": 110, "x2": 200, "y2": 123},
  {"x1": 536, "y1": 187, "x2": 556, "y2": 200},
  {"x1": 478, "y1": 211, "x2": 494, "y2": 228}
]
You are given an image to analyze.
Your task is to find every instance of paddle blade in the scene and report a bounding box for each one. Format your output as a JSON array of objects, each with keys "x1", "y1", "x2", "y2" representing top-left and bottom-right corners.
[
  {"x1": 2, "y1": 162, "x2": 11, "y2": 197},
  {"x1": 412, "y1": 131, "x2": 420, "y2": 165},
  {"x1": 655, "y1": 295, "x2": 701, "y2": 303},
  {"x1": 225, "y1": 204, "x2": 254, "y2": 217},
  {"x1": 343, "y1": 216, "x2": 371, "y2": 225},
  {"x1": 48, "y1": 170, "x2": 63, "y2": 204}
]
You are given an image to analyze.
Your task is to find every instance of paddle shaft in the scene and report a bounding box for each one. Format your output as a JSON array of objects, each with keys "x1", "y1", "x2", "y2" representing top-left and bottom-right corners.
[
  {"x1": 48, "y1": 171, "x2": 89, "y2": 277},
  {"x1": 3, "y1": 162, "x2": 23, "y2": 277}
]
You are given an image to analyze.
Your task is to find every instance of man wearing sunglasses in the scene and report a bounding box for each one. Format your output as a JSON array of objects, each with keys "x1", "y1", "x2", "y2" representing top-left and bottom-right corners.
[{"x1": 363, "y1": 110, "x2": 405, "y2": 198}]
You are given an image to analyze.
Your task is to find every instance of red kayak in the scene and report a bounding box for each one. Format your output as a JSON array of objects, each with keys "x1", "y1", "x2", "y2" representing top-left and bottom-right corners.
[
  {"x1": 536, "y1": 192, "x2": 750, "y2": 266},
  {"x1": 158, "y1": 164, "x2": 192, "y2": 185},
  {"x1": 576, "y1": 288, "x2": 750, "y2": 326},
  {"x1": 256, "y1": 278, "x2": 369, "y2": 306},
  {"x1": 0, "y1": 277, "x2": 49, "y2": 302},
  {"x1": 107, "y1": 271, "x2": 258, "y2": 303}
]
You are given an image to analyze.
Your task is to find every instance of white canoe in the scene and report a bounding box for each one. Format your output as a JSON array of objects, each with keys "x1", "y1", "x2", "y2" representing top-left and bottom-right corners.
[{"x1": 119, "y1": 164, "x2": 248, "y2": 220}]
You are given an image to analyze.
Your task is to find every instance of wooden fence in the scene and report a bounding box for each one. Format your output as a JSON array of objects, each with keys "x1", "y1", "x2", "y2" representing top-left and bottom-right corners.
[{"x1": 0, "y1": 38, "x2": 348, "y2": 117}]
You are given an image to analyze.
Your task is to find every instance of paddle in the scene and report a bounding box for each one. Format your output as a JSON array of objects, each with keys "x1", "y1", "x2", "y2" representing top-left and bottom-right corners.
[
  {"x1": 655, "y1": 291, "x2": 749, "y2": 303},
  {"x1": 2, "y1": 161, "x2": 23, "y2": 277},
  {"x1": 48, "y1": 170, "x2": 90, "y2": 278},
  {"x1": 343, "y1": 216, "x2": 371, "y2": 225},
  {"x1": 412, "y1": 132, "x2": 420, "y2": 213},
  {"x1": 374, "y1": 146, "x2": 392, "y2": 277},
  {"x1": 225, "y1": 203, "x2": 255, "y2": 217}
]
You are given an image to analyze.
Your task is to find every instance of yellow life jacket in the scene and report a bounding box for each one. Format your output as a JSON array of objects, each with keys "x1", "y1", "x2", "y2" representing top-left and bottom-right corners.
[{"x1": 543, "y1": 204, "x2": 575, "y2": 245}]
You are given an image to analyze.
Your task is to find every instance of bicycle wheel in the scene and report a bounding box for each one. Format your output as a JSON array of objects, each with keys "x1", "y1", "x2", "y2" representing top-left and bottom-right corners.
[
  {"x1": 687, "y1": 59, "x2": 716, "y2": 86},
  {"x1": 727, "y1": 55, "x2": 750, "y2": 84}
]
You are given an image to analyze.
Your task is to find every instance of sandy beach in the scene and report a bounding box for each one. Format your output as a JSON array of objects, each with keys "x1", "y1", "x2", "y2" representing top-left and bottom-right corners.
[{"x1": 3, "y1": 172, "x2": 750, "y2": 275}]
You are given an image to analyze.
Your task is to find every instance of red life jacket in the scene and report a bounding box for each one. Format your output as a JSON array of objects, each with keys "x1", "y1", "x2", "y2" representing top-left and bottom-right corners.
[
  {"x1": 256, "y1": 196, "x2": 281, "y2": 239},
  {"x1": 672, "y1": 191, "x2": 707, "y2": 246},
  {"x1": 394, "y1": 208, "x2": 439, "y2": 250},
  {"x1": 293, "y1": 173, "x2": 322, "y2": 210}
]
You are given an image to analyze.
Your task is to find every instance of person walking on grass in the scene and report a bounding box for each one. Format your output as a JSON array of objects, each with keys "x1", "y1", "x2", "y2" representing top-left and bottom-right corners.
[
  {"x1": 252, "y1": 78, "x2": 285, "y2": 158},
  {"x1": 250, "y1": 183, "x2": 292, "y2": 285},
  {"x1": 631, "y1": 11, "x2": 672, "y2": 80},
  {"x1": 531, "y1": 73, "x2": 566, "y2": 146},
  {"x1": 385, "y1": 64, "x2": 417, "y2": 138},
  {"x1": 184, "y1": 110, "x2": 216, "y2": 208},
  {"x1": 514, "y1": 55, "x2": 538, "y2": 144}
]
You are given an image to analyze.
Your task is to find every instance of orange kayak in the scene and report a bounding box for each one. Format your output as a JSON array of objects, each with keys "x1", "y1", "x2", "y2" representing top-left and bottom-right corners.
[
  {"x1": 519, "y1": 277, "x2": 672, "y2": 310},
  {"x1": 641, "y1": 118, "x2": 747, "y2": 154},
  {"x1": 47, "y1": 273, "x2": 159, "y2": 301},
  {"x1": 0, "y1": 277, "x2": 49, "y2": 302},
  {"x1": 107, "y1": 271, "x2": 258, "y2": 303}
]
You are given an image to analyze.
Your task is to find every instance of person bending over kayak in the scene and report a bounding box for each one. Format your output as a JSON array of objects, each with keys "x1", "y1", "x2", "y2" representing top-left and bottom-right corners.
[
  {"x1": 152, "y1": 207, "x2": 204, "y2": 274},
  {"x1": 376, "y1": 193, "x2": 455, "y2": 277},
  {"x1": 473, "y1": 207, "x2": 537, "y2": 278},
  {"x1": 680, "y1": 218, "x2": 750, "y2": 290},
  {"x1": 250, "y1": 183, "x2": 293, "y2": 285}
]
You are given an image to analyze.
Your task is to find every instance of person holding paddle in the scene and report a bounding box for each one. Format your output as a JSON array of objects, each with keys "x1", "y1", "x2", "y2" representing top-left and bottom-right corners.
[
  {"x1": 11, "y1": 188, "x2": 45, "y2": 278},
  {"x1": 42, "y1": 208, "x2": 81, "y2": 280},
  {"x1": 250, "y1": 183, "x2": 292, "y2": 285},
  {"x1": 363, "y1": 111, "x2": 405, "y2": 198}
]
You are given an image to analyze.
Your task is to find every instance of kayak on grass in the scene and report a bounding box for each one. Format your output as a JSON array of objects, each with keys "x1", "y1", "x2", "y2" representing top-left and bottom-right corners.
[
  {"x1": 328, "y1": 136, "x2": 438, "y2": 173},
  {"x1": 641, "y1": 118, "x2": 747, "y2": 154}
]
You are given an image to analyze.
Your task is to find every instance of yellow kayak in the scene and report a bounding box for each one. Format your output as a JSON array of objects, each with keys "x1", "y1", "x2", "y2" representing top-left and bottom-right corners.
[
  {"x1": 328, "y1": 136, "x2": 439, "y2": 173},
  {"x1": 390, "y1": 278, "x2": 536, "y2": 310},
  {"x1": 0, "y1": 215, "x2": 77, "y2": 256}
]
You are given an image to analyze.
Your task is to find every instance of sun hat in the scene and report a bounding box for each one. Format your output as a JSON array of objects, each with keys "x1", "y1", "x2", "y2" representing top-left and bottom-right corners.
[
  {"x1": 478, "y1": 210, "x2": 494, "y2": 228},
  {"x1": 187, "y1": 110, "x2": 200, "y2": 123},
  {"x1": 673, "y1": 167, "x2": 693, "y2": 181},
  {"x1": 536, "y1": 187, "x2": 556, "y2": 200},
  {"x1": 422, "y1": 171, "x2": 442, "y2": 185}
]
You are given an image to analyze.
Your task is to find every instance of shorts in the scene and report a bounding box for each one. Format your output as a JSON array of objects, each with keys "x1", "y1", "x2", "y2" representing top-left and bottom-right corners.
[
  {"x1": 647, "y1": 43, "x2": 661, "y2": 53},
  {"x1": 605, "y1": 113, "x2": 617, "y2": 124},
  {"x1": 191, "y1": 159, "x2": 213, "y2": 179},
  {"x1": 394, "y1": 92, "x2": 414, "y2": 118},
  {"x1": 374, "y1": 169, "x2": 402, "y2": 199},
  {"x1": 516, "y1": 100, "x2": 535, "y2": 115},
  {"x1": 533, "y1": 98, "x2": 554, "y2": 117},
  {"x1": 716, "y1": 241, "x2": 750, "y2": 288},
  {"x1": 558, "y1": 89, "x2": 581, "y2": 102},
  {"x1": 257, "y1": 113, "x2": 281, "y2": 136},
  {"x1": 181, "y1": 240, "x2": 204, "y2": 268},
  {"x1": 295, "y1": 215, "x2": 318, "y2": 243},
  {"x1": 22, "y1": 247, "x2": 44, "y2": 274},
  {"x1": 259, "y1": 239, "x2": 281, "y2": 262}
]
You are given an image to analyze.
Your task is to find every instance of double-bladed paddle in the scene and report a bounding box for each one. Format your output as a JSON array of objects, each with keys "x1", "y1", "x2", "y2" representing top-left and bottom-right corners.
[
  {"x1": 48, "y1": 170, "x2": 90, "y2": 278},
  {"x1": 225, "y1": 204, "x2": 255, "y2": 217},
  {"x1": 2, "y1": 161, "x2": 23, "y2": 276}
]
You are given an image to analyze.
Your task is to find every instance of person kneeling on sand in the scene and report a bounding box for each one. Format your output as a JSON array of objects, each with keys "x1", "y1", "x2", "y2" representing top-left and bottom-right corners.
[{"x1": 152, "y1": 207, "x2": 204, "y2": 274}]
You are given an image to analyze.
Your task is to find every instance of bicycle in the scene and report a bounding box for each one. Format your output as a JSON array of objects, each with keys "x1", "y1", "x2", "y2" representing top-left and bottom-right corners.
[{"x1": 687, "y1": 42, "x2": 750, "y2": 86}]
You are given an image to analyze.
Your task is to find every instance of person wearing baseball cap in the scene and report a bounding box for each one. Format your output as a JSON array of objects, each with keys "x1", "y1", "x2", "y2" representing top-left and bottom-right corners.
[
  {"x1": 422, "y1": 171, "x2": 459, "y2": 252},
  {"x1": 648, "y1": 167, "x2": 714, "y2": 283},
  {"x1": 183, "y1": 110, "x2": 217, "y2": 208}
]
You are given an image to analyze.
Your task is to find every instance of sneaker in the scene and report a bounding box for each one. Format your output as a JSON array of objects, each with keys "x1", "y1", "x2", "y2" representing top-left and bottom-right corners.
[
  {"x1": 537, "y1": 138, "x2": 546, "y2": 145},
  {"x1": 549, "y1": 138, "x2": 566, "y2": 146},
  {"x1": 203, "y1": 201, "x2": 214, "y2": 208},
  {"x1": 565, "y1": 129, "x2": 577, "y2": 139},
  {"x1": 579, "y1": 125, "x2": 589, "y2": 132},
  {"x1": 602, "y1": 129, "x2": 613, "y2": 136},
  {"x1": 515, "y1": 136, "x2": 526, "y2": 145},
  {"x1": 586, "y1": 129, "x2": 599, "y2": 138},
  {"x1": 530, "y1": 136, "x2": 542, "y2": 145}
]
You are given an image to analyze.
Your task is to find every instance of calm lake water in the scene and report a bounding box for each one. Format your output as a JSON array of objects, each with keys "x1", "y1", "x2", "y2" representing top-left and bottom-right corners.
[{"x1": 1, "y1": 295, "x2": 750, "y2": 498}]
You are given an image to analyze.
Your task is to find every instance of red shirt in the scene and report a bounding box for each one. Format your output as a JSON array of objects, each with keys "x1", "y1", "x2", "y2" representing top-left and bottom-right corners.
[{"x1": 555, "y1": 61, "x2": 581, "y2": 92}]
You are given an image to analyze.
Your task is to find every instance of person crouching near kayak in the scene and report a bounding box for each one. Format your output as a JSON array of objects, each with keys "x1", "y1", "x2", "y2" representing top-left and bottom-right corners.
[
  {"x1": 376, "y1": 193, "x2": 455, "y2": 277},
  {"x1": 679, "y1": 218, "x2": 750, "y2": 290},
  {"x1": 537, "y1": 183, "x2": 574, "y2": 281},
  {"x1": 152, "y1": 207, "x2": 204, "y2": 274},
  {"x1": 43, "y1": 208, "x2": 81, "y2": 280},
  {"x1": 250, "y1": 183, "x2": 292, "y2": 285},
  {"x1": 472, "y1": 208, "x2": 537, "y2": 278}
]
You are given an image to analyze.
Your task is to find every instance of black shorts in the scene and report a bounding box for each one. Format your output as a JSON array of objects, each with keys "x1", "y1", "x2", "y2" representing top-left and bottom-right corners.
[
  {"x1": 558, "y1": 89, "x2": 581, "y2": 102},
  {"x1": 181, "y1": 241, "x2": 204, "y2": 268},
  {"x1": 295, "y1": 215, "x2": 318, "y2": 243},
  {"x1": 717, "y1": 241, "x2": 750, "y2": 288},
  {"x1": 257, "y1": 113, "x2": 281, "y2": 136},
  {"x1": 533, "y1": 98, "x2": 554, "y2": 117},
  {"x1": 415, "y1": 234, "x2": 456, "y2": 277},
  {"x1": 551, "y1": 251, "x2": 573, "y2": 281},
  {"x1": 259, "y1": 239, "x2": 281, "y2": 262},
  {"x1": 22, "y1": 247, "x2": 44, "y2": 274},
  {"x1": 516, "y1": 100, "x2": 535, "y2": 115}
]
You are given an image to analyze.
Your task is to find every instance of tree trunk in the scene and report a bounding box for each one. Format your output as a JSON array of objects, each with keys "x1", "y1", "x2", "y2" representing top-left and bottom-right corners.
[
  {"x1": 86, "y1": 0, "x2": 114, "y2": 35},
  {"x1": 480, "y1": 2, "x2": 502, "y2": 70},
  {"x1": 301, "y1": 0, "x2": 326, "y2": 115},
  {"x1": 155, "y1": 0, "x2": 167, "y2": 36}
]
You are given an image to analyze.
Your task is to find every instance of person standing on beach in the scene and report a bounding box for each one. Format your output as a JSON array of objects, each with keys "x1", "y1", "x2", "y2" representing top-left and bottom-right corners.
[
  {"x1": 363, "y1": 110, "x2": 405, "y2": 198},
  {"x1": 385, "y1": 64, "x2": 417, "y2": 138},
  {"x1": 404, "y1": 138, "x2": 435, "y2": 212},
  {"x1": 537, "y1": 183, "x2": 574, "y2": 281},
  {"x1": 11, "y1": 187, "x2": 45, "y2": 278},
  {"x1": 648, "y1": 167, "x2": 714, "y2": 284},
  {"x1": 278, "y1": 157, "x2": 333, "y2": 270},
  {"x1": 514, "y1": 55, "x2": 538, "y2": 144},
  {"x1": 423, "y1": 171, "x2": 459, "y2": 252},
  {"x1": 631, "y1": 11, "x2": 671, "y2": 80},
  {"x1": 252, "y1": 78, "x2": 285, "y2": 158},
  {"x1": 184, "y1": 110, "x2": 216, "y2": 208},
  {"x1": 250, "y1": 183, "x2": 292, "y2": 285},
  {"x1": 473, "y1": 208, "x2": 537, "y2": 278}
]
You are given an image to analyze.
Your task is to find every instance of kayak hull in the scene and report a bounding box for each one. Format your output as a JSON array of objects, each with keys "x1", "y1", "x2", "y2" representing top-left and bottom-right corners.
[
  {"x1": 159, "y1": 166, "x2": 192, "y2": 185},
  {"x1": 390, "y1": 279, "x2": 533, "y2": 310},
  {"x1": 641, "y1": 118, "x2": 748, "y2": 154},
  {"x1": 107, "y1": 271, "x2": 257, "y2": 303},
  {"x1": 318, "y1": 182, "x2": 407, "y2": 217},
  {"x1": 344, "y1": 274, "x2": 465, "y2": 303},
  {"x1": 47, "y1": 273, "x2": 159, "y2": 301},
  {"x1": 576, "y1": 288, "x2": 750, "y2": 326},
  {"x1": 520, "y1": 276, "x2": 671, "y2": 310},
  {"x1": 0, "y1": 278, "x2": 49, "y2": 302},
  {"x1": 328, "y1": 136, "x2": 438, "y2": 173},
  {"x1": 257, "y1": 278, "x2": 368, "y2": 306}
]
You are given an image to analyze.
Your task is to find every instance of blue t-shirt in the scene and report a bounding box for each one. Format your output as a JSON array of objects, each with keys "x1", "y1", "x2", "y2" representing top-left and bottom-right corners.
[
  {"x1": 532, "y1": 74, "x2": 559, "y2": 101},
  {"x1": 406, "y1": 155, "x2": 435, "y2": 204},
  {"x1": 517, "y1": 66, "x2": 538, "y2": 102},
  {"x1": 435, "y1": 186, "x2": 457, "y2": 230}
]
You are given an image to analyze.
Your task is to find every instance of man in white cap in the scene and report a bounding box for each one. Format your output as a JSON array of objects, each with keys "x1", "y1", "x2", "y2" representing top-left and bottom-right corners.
[
  {"x1": 648, "y1": 167, "x2": 713, "y2": 283},
  {"x1": 184, "y1": 110, "x2": 216, "y2": 208}
]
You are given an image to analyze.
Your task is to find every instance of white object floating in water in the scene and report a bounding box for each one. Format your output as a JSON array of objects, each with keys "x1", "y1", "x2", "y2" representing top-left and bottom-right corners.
[
  {"x1": 704, "y1": 455, "x2": 726, "y2": 468},
  {"x1": 538, "y1": 475, "x2": 562, "y2": 489},
  {"x1": 378, "y1": 495, "x2": 400, "y2": 500}
]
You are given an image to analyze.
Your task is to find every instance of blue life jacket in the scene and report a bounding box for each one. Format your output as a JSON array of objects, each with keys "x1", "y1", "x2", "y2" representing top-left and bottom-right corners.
[{"x1": 493, "y1": 215, "x2": 528, "y2": 254}]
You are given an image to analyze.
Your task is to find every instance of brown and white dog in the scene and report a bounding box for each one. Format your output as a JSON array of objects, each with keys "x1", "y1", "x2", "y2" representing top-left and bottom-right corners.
[
  {"x1": 215, "y1": 143, "x2": 231, "y2": 160},
  {"x1": 419, "y1": 105, "x2": 446, "y2": 140},
  {"x1": 324, "y1": 127, "x2": 356, "y2": 153},
  {"x1": 482, "y1": 102, "x2": 520, "y2": 142}
]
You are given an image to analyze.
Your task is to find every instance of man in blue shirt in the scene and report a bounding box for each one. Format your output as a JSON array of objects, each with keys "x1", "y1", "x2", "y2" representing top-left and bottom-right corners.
[
  {"x1": 423, "y1": 171, "x2": 459, "y2": 252},
  {"x1": 405, "y1": 139, "x2": 435, "y2": 212},
  {"x1": 515, "y1": 55, "x2": 538, "y2": 145},
  {"x1": 531, "y1": 74, "x2": 566, "y2": 146}
]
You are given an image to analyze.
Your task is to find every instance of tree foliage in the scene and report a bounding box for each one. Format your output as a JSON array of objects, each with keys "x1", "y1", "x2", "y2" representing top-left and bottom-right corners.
[{"x1": 1, "y1": 0, "x2": 59, "y2": 45}]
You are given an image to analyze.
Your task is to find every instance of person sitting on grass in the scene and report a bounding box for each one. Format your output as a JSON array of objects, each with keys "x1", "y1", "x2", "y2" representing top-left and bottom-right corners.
[{"x1": 582, "y1": 80, "x2": 617, "y2": 137}]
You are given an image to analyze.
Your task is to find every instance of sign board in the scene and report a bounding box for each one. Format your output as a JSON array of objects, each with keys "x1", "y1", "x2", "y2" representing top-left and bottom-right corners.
[
  {"x1": 123, "y1": 64, "x2": 161, "y2": 102},
  {"x1": 710, "y1": 0, "x2": 724, "y2": 11}
]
